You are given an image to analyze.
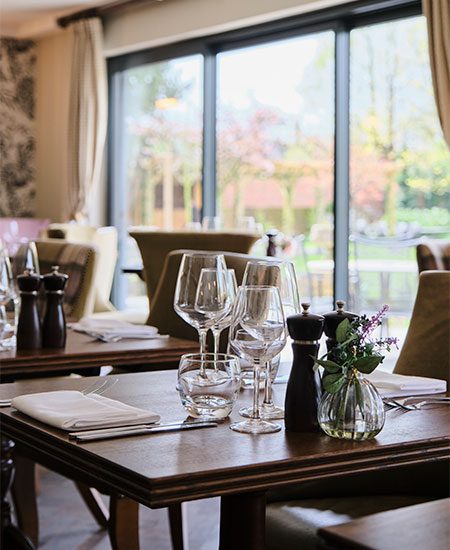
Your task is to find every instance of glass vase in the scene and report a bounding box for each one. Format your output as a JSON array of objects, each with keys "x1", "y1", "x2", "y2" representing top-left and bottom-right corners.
[{"x1": 318, "y1": 369, "x2": 385, "y2": 440}]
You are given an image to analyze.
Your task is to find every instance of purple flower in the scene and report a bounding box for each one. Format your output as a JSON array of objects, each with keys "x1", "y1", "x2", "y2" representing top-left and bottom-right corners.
[{"x1": 359, "y1": 305, "x2": 389, "y2": 342}]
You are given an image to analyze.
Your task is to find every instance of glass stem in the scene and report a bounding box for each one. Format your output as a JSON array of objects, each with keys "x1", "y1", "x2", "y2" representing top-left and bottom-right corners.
[
  {"x1": 198, "y1": 329, "x2": 208, "y2": 354},
  {"x1": 212, "y1": 328, "x2": 221, "y2": 355},
  {"x1": 263, "y1": 361, "x2": 273, "y2": 406},
  {"x1": 252, "y1": 359, "x2": 261, "y2": 420}
]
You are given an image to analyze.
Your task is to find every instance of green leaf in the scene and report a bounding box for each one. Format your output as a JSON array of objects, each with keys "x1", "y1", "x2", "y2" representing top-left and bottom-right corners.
[
  {"x1": 354, "y1": 377, "x2": 365, "y2": 417},
  {"x1": 353, "y1": 355, "x2": 383, "y2": 374},
  {"x1": 313, "y1": 358, "x2": 342, "y2": 373},
  {"x1": 323, "y1": 373, "x2": 346, "y2": 394},
  {"x1": 336, "y1": 318, "x2": 350, "y2": 343}
]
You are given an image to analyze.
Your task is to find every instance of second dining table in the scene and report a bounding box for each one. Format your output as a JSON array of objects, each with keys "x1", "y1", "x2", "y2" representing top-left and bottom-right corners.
[{"x1": 1, "y1": 370, "x2": 449, "y2": 550}]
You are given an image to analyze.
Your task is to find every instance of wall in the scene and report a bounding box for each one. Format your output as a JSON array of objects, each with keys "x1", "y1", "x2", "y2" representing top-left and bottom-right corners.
[
  {"x1": 0, "y1": 38, "x2": 36, "y2": 216},
  {"x1": 34, "y1": 28, "x2": 73, "y2": 222},
  {"x1": 104, "y1": 0, "x2": 346, "y2": 56}
]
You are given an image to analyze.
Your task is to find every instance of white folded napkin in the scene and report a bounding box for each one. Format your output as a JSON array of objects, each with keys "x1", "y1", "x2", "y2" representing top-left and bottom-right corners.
[
  {"x1": 71, "y1": 317, "x2": 164, "y2": 339},
  {"x1": 366, "y1": 370, "x2": 447, "y2": 398},
  {"x1": 12, "y1": 391, "x2": 160, "y2": 431}
]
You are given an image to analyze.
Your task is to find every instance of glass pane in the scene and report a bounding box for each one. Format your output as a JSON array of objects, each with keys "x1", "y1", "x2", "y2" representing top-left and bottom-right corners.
[
  {"x1": 121, "y1": 55, "x2": 203, "y2": 308},
  {"x1": 217, "y1": 32, "x2": 335, "y2": 310},
  {"x1": 350, "y1": 16, "x2": 450, "y2": 366}
]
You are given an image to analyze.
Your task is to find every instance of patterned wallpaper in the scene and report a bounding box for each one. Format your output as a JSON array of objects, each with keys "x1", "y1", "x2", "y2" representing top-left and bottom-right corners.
[{"x1": 0, "y1": 38, "x2": 36, "y2": 216}]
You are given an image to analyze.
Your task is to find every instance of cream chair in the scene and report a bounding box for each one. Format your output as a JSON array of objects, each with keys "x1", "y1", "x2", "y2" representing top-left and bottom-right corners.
[
  {"x1": 265, "y1": 270, "x2": 450, "y2": 549},
  {"x1": 44, "y1": 224, "x2": 118, "y2": 314}
]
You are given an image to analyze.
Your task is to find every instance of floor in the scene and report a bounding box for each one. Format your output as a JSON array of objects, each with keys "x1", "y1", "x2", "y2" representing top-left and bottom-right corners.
[{"x1": 23, "y1": 469, "x2": 220, "y2": 550}]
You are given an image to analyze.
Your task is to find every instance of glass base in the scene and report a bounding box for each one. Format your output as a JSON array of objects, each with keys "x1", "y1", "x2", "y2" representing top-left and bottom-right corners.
[
  {"x1": 260, "y1": 402, "x2": 285, "y2": 420},
  {"x1": 230, "y1": 418, "x2": 281, "y2": 434},
  {"x1": 240, "y1": 404, "x2": 284, "y2": 420}
]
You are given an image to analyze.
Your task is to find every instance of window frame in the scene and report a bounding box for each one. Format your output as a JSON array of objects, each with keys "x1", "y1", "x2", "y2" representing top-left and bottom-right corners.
[{"x1": 107, "y1": 0, "x2": 422, "y2": 306}]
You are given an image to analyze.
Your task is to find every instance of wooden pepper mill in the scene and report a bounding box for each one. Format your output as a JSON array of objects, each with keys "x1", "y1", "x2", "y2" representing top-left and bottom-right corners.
[
  {"x1": 284, "y1": 303, "x2": 325, "y2": 432},
  {"x1": 42, "y1": 265, "x2": 68, "y2": 348},
  {"x1": 16, "y1": 269, "x2": 42, "y2": 351},
  {"x1": 323, "y1": 300, "x2": 358, "y2": 359}
]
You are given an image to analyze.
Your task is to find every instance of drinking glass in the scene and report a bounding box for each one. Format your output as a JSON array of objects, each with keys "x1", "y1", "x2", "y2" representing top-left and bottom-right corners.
[
  {"x1": 210, "y1": 269, "x2": 237, "y2": 355},
  {"x1": 242, "y1": 260, "x2": 300, "y2": 419},
  {"x1": 174, "y1": 253, "x2": 229, "y2": 354},
  {"x1": 0, "y1": 248, "x2": 17, "y2": 350},
  {"x1": 229, "y1": 286, "x2": 287, "y2": 434},
  {"x1": 177, "y1": 353, "x2": 240, "y2": 420}
]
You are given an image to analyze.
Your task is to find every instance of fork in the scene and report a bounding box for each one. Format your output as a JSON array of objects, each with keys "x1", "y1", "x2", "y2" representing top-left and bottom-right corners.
[
  {"x1": 384, "y1": 398, "x2": 425, "y2": 411},
  {"x1": 0, "y1": 375, "x2": 118, "y2": 408}
]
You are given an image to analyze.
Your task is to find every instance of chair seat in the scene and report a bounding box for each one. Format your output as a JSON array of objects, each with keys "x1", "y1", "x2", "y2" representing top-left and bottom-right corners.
[{"x1": 266, "y1": 495, "x2": 430, "y2": 550}]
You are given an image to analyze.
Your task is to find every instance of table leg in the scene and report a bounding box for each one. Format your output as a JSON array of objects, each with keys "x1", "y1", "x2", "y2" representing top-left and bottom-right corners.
[
  {"x1": 1, "y1": 438, "x2": 35, "y2": 550},
  {"x1": 168, "y1": 502, "x2": 189, "y2": 550},
  {"x1": 11, "y1": 455, "x2": 39, "y2": 546},
  {"x1": 109, "y1": 495, "x2": 139, "y2": 550},
  {"x1": 219, "y1": 492, "x2": 266, "y2": 550}
]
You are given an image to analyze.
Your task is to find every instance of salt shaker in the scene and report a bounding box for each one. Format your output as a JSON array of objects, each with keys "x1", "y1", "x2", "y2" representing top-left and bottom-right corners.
[
  {"x1": 16, "y1": 269, "x2": 42, "y2": 350},
  {"x1": 42, "y1": 265, "x2": 68, "y2": 348},
  {"x1": 323, "y1": 300, "x2": 358, "y2": 358},
  {"x1": 284, "y1": 303, "x2": 325, "y2": 432}
]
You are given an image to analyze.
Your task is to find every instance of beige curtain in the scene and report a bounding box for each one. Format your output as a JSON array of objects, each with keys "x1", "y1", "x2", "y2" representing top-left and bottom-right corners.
[
  {"x1": 422, "y1": 0, "x2": 450, "y2": 148},
  {"x1": 68, "y1": 18, "x2": 107, "y2": 220}
]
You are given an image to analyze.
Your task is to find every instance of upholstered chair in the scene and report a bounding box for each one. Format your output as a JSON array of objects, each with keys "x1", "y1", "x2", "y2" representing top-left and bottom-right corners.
[
  {"x1": 147, "y1": 249, "x2": 267, "y2": 340},
  {"x1": 130, "y1": 230, "x2": 260, "y2": 310},
  {"x1": 265, "y1": 270, "x2": 450, "y2": 549},
  {"x1": 44, "y1": 224, "x2": 118, "y2": 314},
  {"x1": 35, "y1": 240, "x2": 98, "y2": 321},
  {"x1": 416, "y1": 239, "x2": 450, "y2": 273}
]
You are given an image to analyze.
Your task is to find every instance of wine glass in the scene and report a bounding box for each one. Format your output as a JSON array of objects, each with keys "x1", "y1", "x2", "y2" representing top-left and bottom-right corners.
[
  {"x1": 229, "y1": 286, "x2": 286, "y2": 434},
  {"x1": 174, "y1": 253, "x2": 228, "y2": 354},
  {"x1": 242, "y1": 259, "x2": 300, "y2": 419},
  {"x1": 210, "y1": 269, "x2": 237, "y2": 355},
  {"x1": 0, "y1": 248, "x2": 17, "y2": 350}
]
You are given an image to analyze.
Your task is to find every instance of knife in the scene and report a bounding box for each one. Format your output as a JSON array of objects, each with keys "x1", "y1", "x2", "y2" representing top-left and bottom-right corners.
[
  {"x1": 69, "y1": 419, "x2": 216, "y2": 438},
  {"x1": 74, "y1": 421, "x2": 218, "y2": 442}
]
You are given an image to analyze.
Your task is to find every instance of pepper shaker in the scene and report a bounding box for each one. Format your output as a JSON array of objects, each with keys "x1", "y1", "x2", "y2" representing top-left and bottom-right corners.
[
  {"x1": 323, "y1": 300, "x2": 358, "y2": 359},
  {"x1": 284, "y1": 303, "x2": 325, "y2": 432},
  {"x1": 42, "y1": 265, "x2": 68, "y2": 348},
  {"x1": 16, "y1": 269, "x2": 42, "y2": 350}
]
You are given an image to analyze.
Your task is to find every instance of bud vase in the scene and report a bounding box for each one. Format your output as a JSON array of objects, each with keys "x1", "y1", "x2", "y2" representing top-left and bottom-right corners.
[{"x1": 318, "y1": 369, "x2": 385, "y2": 440}]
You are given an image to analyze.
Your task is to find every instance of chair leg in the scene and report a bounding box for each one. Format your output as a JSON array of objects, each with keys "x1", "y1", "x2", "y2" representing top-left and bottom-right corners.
[
  {"x1": 109, "y1": 495, "x2": 139, "y2": 550},
  {"x1": 11, "y1": 455, "x2": 39, "y2": 546},
  {"x1": 168, "y1": 502, "x2": 189, "y2": 550},
  {"x1": 74, "y1": 483, "x2": 109, "y2": 529}
]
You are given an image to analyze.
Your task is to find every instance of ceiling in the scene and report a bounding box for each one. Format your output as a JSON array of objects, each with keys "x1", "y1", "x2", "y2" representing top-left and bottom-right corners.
[{"x1": 0, "y1": 0, "x2": 111, "y2": 37}]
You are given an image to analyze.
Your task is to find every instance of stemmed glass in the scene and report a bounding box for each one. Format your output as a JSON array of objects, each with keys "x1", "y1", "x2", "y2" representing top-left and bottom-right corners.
[
  {"x1": 0, "y1": 247, "x2": 17, "y2": 350},
  {"x1": 242, "y1": 260, "x2": 300, "y2": 419},
  {"x1": 210, "y1": 269, "x2": 237, "y2": 355},
  {"x1": 230, "y1": 286, "x2": 287, "y2": 434},
  {"x1": 174, "y1": 253, "x2": 229, "y2": 355}
]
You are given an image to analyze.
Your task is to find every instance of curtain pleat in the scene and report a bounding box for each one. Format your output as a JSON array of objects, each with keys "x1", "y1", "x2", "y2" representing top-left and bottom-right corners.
[
  {"x1": 422, "y1": 0, "x2": 450, "y2": 149},
  {"x1": 68, "y1": 18, "x2": 107, "y2": 220}
]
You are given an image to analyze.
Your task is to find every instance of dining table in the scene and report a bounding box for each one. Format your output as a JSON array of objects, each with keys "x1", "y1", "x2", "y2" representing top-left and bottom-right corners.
[
  {"x1": 0, "y1": 330, "x2": 198, "y2": 381},
  {"x1": 0, "y1": 371, "x2": 449, "y2": 550}
]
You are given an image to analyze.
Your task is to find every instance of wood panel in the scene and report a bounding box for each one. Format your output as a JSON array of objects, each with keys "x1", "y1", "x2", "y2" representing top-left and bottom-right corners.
[
  {"x1": 1, "y1": 372, "x2": 449, "y2": 509},
  {"x1": 0, "y1": 332, "x2": 198, "y2": 377}
]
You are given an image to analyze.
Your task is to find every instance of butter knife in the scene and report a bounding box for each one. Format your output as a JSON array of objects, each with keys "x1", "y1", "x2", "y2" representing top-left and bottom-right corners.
[
  {"x1": 74, "y1": 421, "x2": 218, "y2": 442},
  {"x1": 69, "y1": 420, "x2": 215, "y2": 438}
]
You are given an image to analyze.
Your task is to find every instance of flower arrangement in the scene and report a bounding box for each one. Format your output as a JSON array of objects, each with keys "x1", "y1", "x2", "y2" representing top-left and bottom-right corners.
[{"x1": 315, "y1": 305, "x2": 398, "y2": 412}]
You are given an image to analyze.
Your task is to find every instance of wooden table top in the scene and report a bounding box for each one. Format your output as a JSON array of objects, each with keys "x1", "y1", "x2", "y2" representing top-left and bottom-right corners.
[
  {"x1": 1, "y1": 371, "x2": 449, "y2": 509},
  {"x1": 319, "y1": 498, "x2": 450, "y2": 550},
  {"x1": 0, "y1": 331, "x2": 198, "y2": 377}
]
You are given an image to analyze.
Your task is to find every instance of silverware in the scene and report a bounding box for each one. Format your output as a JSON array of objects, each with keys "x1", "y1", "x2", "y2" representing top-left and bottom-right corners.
[
  {"x1": 0, "y1": 375, "x2": 117, "y2": 408},
  {"x1": 73, "y1": 421, "x2": 218, "y2": 442},
  {"x1": 383, "y1": 399, "x2": 421, "y2": 411}
]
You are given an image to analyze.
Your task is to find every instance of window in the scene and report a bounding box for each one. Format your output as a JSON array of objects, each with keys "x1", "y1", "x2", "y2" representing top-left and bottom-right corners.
[{"x1": 109, "y1": 0, "x2": 448, "y2": 329}]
